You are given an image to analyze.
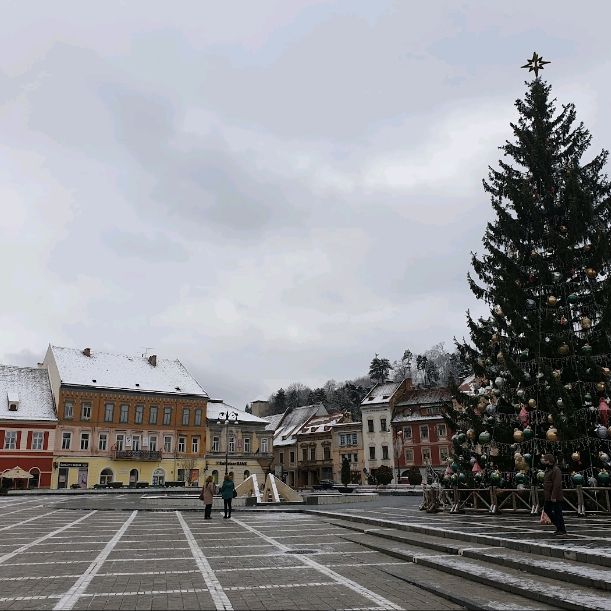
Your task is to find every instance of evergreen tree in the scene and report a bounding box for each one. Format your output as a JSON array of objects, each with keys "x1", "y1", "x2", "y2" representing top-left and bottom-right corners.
[
  {"x1": 273, "y1": 388, "x2": 287, "y2": 414},
  {"x1": 369, "y1": 354, "x2": 391, "y2": 384},
  {"x1": 447, "y1": 72, "x2": 611, "y2": 489}
]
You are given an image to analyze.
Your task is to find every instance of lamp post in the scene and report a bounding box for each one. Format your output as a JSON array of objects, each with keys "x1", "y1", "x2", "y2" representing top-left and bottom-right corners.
[
  {"x1": 394, "y1": 429, "x2": 403, "y2": 484},
  {"x1": 217, "y1": 410, "x2": 239, "y2": 477}
]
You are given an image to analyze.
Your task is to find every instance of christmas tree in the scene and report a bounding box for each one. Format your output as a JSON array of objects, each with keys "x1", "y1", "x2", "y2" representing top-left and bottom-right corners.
[{"x1": 446, "y1": 54, "x2": 611, "y2": 489}]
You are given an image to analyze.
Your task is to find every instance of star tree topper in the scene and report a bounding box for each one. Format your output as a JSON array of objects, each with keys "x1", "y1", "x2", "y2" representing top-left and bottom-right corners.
[{"x1": 521, "y1": 52, "x2": 550, "y2": 78}]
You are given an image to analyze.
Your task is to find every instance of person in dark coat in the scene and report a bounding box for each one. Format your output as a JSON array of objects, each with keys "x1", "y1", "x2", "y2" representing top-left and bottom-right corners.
[
  {"x1": 219, "y1": 474, "x2": 235, "y2": 519},
  {"x1": 542, "y1": 453, "x2": 567, "y2": 536}
]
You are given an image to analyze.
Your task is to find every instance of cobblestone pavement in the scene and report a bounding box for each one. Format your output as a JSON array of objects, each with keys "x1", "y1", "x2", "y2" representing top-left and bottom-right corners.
[{"x1": 0, "y1": 496, "x2": 462, "y2": 610}]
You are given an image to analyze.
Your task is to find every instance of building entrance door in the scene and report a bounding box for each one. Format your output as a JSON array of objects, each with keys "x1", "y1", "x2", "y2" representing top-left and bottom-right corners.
[{"x1": 58, "y1": 467, "x2": 69, "y2": 489}]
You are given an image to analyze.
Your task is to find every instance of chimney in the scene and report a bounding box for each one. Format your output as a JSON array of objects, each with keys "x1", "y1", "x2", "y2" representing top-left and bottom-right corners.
[
  {"x1": 148, "y1": 354, "x2": 157, "y2": 367},
  {"x1": 82, "y1": 348, "x2": 91, "y2": 357}
]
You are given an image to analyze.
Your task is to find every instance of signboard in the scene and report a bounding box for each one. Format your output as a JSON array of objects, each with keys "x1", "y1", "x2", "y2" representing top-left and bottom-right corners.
[
  {"x1": 59, "y1": 462, "x2": 89, "y2": 468},
  {"x1": 212, "y1": 461, "x2": 247, "y2": 466}
]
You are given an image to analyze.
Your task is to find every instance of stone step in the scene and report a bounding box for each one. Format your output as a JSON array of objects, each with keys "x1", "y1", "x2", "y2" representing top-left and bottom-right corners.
[
  {"x1": 307, "y1": 508, "x2": 611, "y2": 568},
  {"x1": 326, "y1": 517, "x2": 611, "y2": 593},
  {"x1": 339, "y1": 532, "x2": 610, "y2": 611}
]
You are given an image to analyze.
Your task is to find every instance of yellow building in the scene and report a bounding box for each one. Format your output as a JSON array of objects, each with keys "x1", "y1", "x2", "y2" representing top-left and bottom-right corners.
[
  {"x1": 43, "y1": 345, "x2": 208, "y2": 489},
  {"x1": 330, "y1": 420, "x2": 364, "y2": 484}
]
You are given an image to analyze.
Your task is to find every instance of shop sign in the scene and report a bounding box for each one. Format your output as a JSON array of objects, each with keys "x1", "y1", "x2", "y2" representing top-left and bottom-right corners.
[{"x1": 59, "y1": 462, "x2": 89, "y2": 468}]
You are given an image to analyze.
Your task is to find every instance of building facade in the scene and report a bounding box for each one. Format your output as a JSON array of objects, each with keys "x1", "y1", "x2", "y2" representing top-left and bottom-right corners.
[
  {"x1": 205, "y1": 401, "x2": 272, "y2": 484},
  {"x1": 0, "y1": 365, "x2": 57, "y2": 488},
  {"x1": 360, "y1": 378, "x2": 413, "y2": 482},
  {"x1": 43, "y1": 345, "x2": 208, "y2": 489},
  {"x1": 330, "y1": 420, "x2": 364, "y2": 484},
  {"x1": 391, "y1": 388, "x2": 453, "y2": 479}
]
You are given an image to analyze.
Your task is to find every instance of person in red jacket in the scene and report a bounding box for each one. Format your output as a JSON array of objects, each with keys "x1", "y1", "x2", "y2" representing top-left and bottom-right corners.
[{"x1": 542, "y1": 454, "x2": 567, "y2": 536}]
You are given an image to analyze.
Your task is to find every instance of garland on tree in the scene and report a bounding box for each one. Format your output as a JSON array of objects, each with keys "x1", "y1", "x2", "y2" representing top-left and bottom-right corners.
[{"x1": 444, "y1": 62, "x2": 611, "y2": 490}]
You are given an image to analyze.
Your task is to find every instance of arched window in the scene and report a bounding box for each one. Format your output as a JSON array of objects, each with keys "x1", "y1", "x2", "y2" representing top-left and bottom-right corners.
[
  {"x1": 129, "y1": 469, "x2": 139, "y2": 485},
  {"x1": 100, "y1": 468, "x2": 113, "y2": 485},
  {"x1": 211, "y1": 469, "x2": 219, "y2": 484},
  {"x1": 152, "y1": 468, "x2": 165, "y2": 486},
  {"x1": 243, "y1": 470, "x2": 250, "y2": 480},
  {"x1": 29, "y1": 468, "x2": 40, "y2": 488}
]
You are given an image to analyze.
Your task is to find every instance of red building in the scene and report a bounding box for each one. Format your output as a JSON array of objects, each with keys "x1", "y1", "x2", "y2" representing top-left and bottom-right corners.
[
  {"x1": 0, "y1": 365, "x2": 57, "y2": 488},
  {"x1": 391, "y1": 387, "x2": 453, "y2": 479}
]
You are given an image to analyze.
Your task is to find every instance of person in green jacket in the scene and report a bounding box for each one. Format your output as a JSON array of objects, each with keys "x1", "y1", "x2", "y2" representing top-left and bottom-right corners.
[{"x1": 219, "y1": 474, "x2": 235, "y2": 519}]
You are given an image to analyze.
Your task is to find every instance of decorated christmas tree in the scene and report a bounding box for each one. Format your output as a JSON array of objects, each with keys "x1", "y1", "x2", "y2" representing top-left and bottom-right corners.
[{"x1": 446, "y1": 54, "x2": 611, "y2": 489}]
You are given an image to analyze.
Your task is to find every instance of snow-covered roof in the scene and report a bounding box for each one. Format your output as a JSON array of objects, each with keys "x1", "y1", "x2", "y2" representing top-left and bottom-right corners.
[
  {"x1": 264, "y1": 413, "x2": 283, "y2": 432},
  {"x1": 272, "y1": 403, "x2": 328, "y2": 447},
  {"x1": 47, "y1": 345, "x2": 208, "y2": 397},
  {"x1": 0, "y1": 365, "x2": 56, "y2": 422},
  {"x1": 392, "y1": 414, "x2": 445, "y2": 423},
  {"x1": 361, "y1": 381, "x2": 400, "y2": 406},
  {"x1": 394, "y1": 388, "x2": 451, "y2": 407},
  {"x1": 296, "y1": 413, "x2": 344, "y2": 436},
  {"x1": 206, "y1": 402, "x2": 269, "y2": 425}
]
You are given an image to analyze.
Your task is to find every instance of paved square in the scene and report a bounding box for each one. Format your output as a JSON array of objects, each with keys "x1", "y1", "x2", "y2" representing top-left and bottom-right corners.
[{"x1": 0, "y1": 497, "x2": 461, "y2": 610}]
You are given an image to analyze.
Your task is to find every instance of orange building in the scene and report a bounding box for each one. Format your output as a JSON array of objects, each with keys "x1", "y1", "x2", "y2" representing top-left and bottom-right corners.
[{"x1": 43, "y1": 345, "x2": 208, "y2": 489}]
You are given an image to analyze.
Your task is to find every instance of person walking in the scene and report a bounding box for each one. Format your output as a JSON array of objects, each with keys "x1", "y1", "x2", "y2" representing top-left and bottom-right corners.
[
  {"x1": 219, "y1": 474, "x2": 235, "y2": 519},
  {"x1": 542, "y1": 454, "x2": 567, "y2": 536},
  {"x1": 200, "y1": 476, "x2": 215, "y2": 520}
]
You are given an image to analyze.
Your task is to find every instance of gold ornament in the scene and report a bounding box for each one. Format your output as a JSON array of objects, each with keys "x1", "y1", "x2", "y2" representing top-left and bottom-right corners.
[
  {"x1": 528, "y1": 398, "x2": 537, "y2": 409},
  {"x1": 467, "y1": 428, "x2": 476, "y2": 440},
  {"x1": 547, "y1": 295, "x2": 558, "y2": 306},
  {"x1": 580, "y1": 316, "x2": 592, "y2": 330},
  {"x1": 558, "y1": 343, "x2": 570, "y2": 356},
  {"x1": 494, "y1": 305, "x2": 504, "y2": 317},
  {"x1": 513, "y1": 429, "x2": 524, "y2": 442},
  {"x1": 552, "y1": 369, "x2": 561, "y2": 380},
  {"x1": 497, "y1": 351, "x2": 505, "y2": 363},
  {"x1": 571, "y1": 451, "x2": 580, "y2": 462},
  {"x1": 603, "y1": 368, "x2": 610, "y2": 378},
  {"x1": 546, "y1": 427, "x2": 558, "y2": 442},
  {"x1": 596, "y1": 382, "x2": 606, "y2": 393},
  {"x1": 585, "y1": 267, "x2": 597, "y2": 279},
  {"x1": 559, "y1": 316, "x2": 568, "y2": 326}
]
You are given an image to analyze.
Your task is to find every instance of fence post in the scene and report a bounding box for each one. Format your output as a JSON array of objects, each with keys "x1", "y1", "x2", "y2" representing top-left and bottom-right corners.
[
  {"x1": 576, "y1": 485, "x2": 586, "y2": 517},
  {"x1": 529, "y1": 485, "x2": 539, "y2": 514},
  {"x1": 489, "y1": 486, "x2": 498, "y2": 514}
]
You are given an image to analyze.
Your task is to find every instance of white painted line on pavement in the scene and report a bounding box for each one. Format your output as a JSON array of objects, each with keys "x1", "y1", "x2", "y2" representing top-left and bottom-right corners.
[
  {"x1": 53, "y1": 510, "x2": 137, "y2": 611},
  {"x1": 177, "y1": 511, "x2": 233, "y2": 611},
  {"x1": 81, "y1": 588, "x2": 209, "y2": 598},
  {"x1": 232, "y1": 517, "x2": 403, "y2": 611},
  {"x1": 227, "y1": 581, "x2": 336, "y2": 591},
  {"x1": 0, "y1": 510, "x2": 60, "y2": 533},
  {"x1": 0, "y1": 511, "x2": 96, "y2": 565}
]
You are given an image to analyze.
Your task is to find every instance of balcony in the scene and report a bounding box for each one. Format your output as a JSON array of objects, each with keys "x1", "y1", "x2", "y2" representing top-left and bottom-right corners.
[{"x1": 112, "y1": 450, "x2": 162, "y2": 461}]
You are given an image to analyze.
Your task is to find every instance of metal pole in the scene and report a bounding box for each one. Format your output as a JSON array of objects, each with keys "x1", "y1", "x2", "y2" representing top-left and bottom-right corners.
[{"x1": 225, "y1": 421, "x2": 229, "y2": 476}]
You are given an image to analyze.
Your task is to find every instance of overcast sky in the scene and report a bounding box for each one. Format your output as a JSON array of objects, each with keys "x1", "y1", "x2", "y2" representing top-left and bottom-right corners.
[{"x1": 2, "y1": 1, "x2": 610, "y2": 408}]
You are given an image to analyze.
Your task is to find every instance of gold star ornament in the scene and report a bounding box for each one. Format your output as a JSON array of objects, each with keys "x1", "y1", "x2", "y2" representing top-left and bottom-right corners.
[{"x1": 521, "y1": 52, "x2": 550, "y2": 78}]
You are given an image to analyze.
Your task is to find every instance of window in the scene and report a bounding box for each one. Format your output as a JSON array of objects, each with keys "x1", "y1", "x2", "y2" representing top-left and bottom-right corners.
[
  {"x1": 261, "y1": 438, "x2": 268, "y2": 453},
  {"x1": 279, "y1": 452, "x2": 284, "y2": 464},
  {"x1": 290, "y1": 451, "x2": 295, "y2": 463},
  {"x1": 380, "y1": 418, "x2": 387, "y2": 432},
  {"x1": 163, "y1": 407, "x2": 172, "y2": 425},
  {"x1": 135, "y1": 405, "x2": 144, "y2": 424},
  {"x1": 64, "y1": 401, "x2": 74, "y2": 419},
  {"x1": 31, "y1": 431, "x2": 44, "y2": 450},
  {"x1": 194, "y1": 409, "x2": 202, "y2": 426},
  {"x1": 80, "y1": 433, "x2": 90, "y2": 450},
  {"x1": 212, "y1": 436, "x2": 220, "y2": 452},
  {"x1": 367, "y1": 419, "x2": 374, "y2": 433},
  {"x1": 164, "y1": 436, "x2": 172, "y2": 452},
  {"x1": 244, "y1": 437, "x2": 251, "y2": 453},
  {"x1": 152, "y1": 468, "x2": 164, "y2": 486},
  {"x1": 369, "y1": 446, "x2": 376, "y2": 460},
  {"x1": 104, "y1": 403, "x2": 114, "y2": 422},
  {"x1": 405, "y1": 448, "x2": 414, "y2": 463},
  {"x1": 61, "y1": 432, "x2": 71, "y2": 450},
  {"x1": 149, "y1": 406, "x2": 158, "y2": 424},
  {"x1": 440, "y1": 446, "x2": 450, "y2": 461},
  {"x1": 99, "y1": 433, "x2": 108, "y2": 451},
  {"x1": 149, "y1": 436, "x2": 157, "y2": 451},
  {"x1": 100, "y1": 468, "x2": 113, "y2": 485},
  {"x1": 422, "y1": 448, "x2": 432, "y2": 463},
  {"x1": 302, "y1": 448, "x2": 308, "y2": 461},
  {"x1": 192, "y1": 437, "x2": 199, "y2": 453},
  {"x1": 228, "y1": 436, "x2": 235, "y2": 453},
  {"x1": 116, "y1": 434, "x2": 124, "y2": 451},
  {"x1": 420, "y1": 425, "x2": 429, "y2": 440},
  {"x1": 132, "y1": 435, "x2": 140, "y2": 451},
  {"x1": 310, "y1": 447, "x2": 316, "y2": 461},
  {"x1": 382, "y1": 445, "x2": 389, "y2": 460},
  {"x1": 403, "y1": 426, "x2": 412, "y2": 439},
  {"x1": 120, "y1": 404, "x2": 129, "y2": 423},
  {"x1": 437, "y1": 424, "x2": 447, "y2": 438},
  {"x1": 177, "y1": 469, "x2": 187, "y2": 482},
  {"x1": 178, "y1": 436, "x2": 186, "y2": 453},
  {"x1": 182, "y1": 408, "x2": 190, "y2": 426},
  {"x1": 340, "y1": 434, "x2": 347, "y2": 446},
  {"x1": 4, "y1": 431, "x2": 17, "y2": 450},
  {"x1": 323, "y1": 447, "x2": 331, "y2": 460},
  {"x1": 81, "y1": 402, "x2": 91, "y2": 420},
  {"x1": 353, "y1": 453, "x2": 358, "y2": 462},
  {"x1": 351, "y1": 433, "x2": 358, "y2": 445}
]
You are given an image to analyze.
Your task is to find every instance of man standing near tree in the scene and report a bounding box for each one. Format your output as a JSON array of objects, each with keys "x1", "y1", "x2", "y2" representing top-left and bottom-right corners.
[{"x1": 542, "y1": 454, "x2": 567, "y2": 537}]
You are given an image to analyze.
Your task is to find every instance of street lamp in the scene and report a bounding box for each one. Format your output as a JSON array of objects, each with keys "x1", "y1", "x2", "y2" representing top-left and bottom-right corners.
[
  {"x1": 217, "y1": 410, "x2": 239, "y2": 477},
  {"x1": 394, "y1": 429, "x2": 404, "y2": 484}
]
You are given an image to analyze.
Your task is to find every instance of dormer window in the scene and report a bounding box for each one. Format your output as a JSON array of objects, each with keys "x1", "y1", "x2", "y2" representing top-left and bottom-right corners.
[
  {"x1": 382, "y1": 395, "x2": 390, "y2": 399},
  {"x1": 91, "y1": 379, "x2": 97, "y2": 383},
  {"x1": 7, "y1": 392, "x2": 19, "y2": 411},
  {"x1": 368, "y1": 397, "x2": 375, "y2": 401}
]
